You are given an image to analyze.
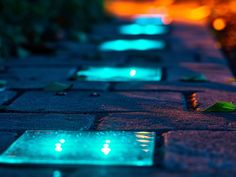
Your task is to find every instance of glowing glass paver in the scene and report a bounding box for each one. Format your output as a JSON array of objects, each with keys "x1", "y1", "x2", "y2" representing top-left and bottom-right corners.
[
  {"x1": 76, "y1": 67, "x2": 162, "y2": 81},
  {"x1": 119, "y1": 24, "x2": 167, "y2": 35},
  {"x1": 133, "y1": 14, "x2": 166, "y2": 25},
  {"x1": 0, "y1": 131, "x2": 156, "y2": 166},
  {"x1": 100, "y1": 39, "x2": 166, "y2": 51}
]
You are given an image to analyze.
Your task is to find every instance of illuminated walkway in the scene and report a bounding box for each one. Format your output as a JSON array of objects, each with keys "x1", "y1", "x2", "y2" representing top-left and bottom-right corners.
[{"x1": 0, "y1": 12, "x2": 236, "y2": 177}]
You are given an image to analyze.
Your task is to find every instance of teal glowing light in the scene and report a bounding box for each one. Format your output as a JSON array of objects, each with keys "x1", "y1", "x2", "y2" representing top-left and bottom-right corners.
[
  {"x1": 100, "y1": 39, "x2": 165, "y2": 51},
  {"x1": 76, "y1": 67, "x2": 162, "y2": 81},
  {"x1": 134, "y1": 14, "x2": 165, "y2": 25},
  {"x1": 53, "y1": 171, "x2": 62, "y2": 177},
  {"x1": 0, "y1": 131, "x2": 156, "y2": 166},
  {"x1": 129, "y1": 69, "x2": 137, "y2": 77},
  {"x1": 120, "y1": 24, "x2": 167, "y2": 35}
]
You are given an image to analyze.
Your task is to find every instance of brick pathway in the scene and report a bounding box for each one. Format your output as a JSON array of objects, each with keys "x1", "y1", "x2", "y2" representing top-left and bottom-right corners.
[{"x1": 0, "y1": 19, "x2": 236, "y2": 176}]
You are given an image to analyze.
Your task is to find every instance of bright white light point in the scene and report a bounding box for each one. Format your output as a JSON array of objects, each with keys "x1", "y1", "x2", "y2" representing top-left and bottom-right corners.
[
  {"x1": 101, "y1": 144, "x2": 111, "y2": 155},
  {"x1": 55, "y1": 146, "x2": 62, "y2": 152},
  {"x1": 56, "y1": 143, "x2": 61, "y2": 146},
  {"x1": 55, "y1": 143, "x2": 62, "y2": 152},
  {"x1": 130, "y1": 69, "x2": 137, "y2": 77},
  {"x1": 59, "y1": 139, "x2": 65, "y2": 143},
  {"x1": 106, "y1": 140, "x2": 111, "y2": 144},
  {"x1": 143, "y1": 149, "x2": 149, "y2": 153}
]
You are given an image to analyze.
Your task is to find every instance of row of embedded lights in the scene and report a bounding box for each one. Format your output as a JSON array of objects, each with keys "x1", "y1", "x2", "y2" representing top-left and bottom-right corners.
[{"x1": 99, "y1": 15, "x2": 165, "y2": 150}]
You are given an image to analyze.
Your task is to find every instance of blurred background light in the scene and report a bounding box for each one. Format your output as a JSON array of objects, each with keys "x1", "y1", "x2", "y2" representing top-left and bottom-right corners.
[
  {"x1": 189, "y1": 6, "x2": 211, "y2": 21},
  {"x1": 100, "y1": 39, "x2": 166, "y2": 51},
  {"x1": 119, "y1": 24, "x2": 167, "y2": 35},
  {"x1": 212, "y1": 18, "x2": 227, "y2": 31}
]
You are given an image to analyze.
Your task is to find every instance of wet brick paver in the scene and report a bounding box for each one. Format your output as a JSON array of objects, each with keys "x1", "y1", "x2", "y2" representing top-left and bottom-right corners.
[
  {"x1": 8, "y1": 91, "x2": 183, "y2": 113},
  {"x1": 196, "y1": 90, "x2": 236, "y2": 110},
  {"x1": 0, "y1": 67, "x2": 74, "y2": 89},
  {"x1": 0, "y1": 19, "x2": 236, "y2": 176},
  {"x1": 168, "y1": 63, "x2": 233, "y2": 83},
  {"x1": 164, "y1": 131, "x2": 236, "y2": 172},
  {"x1": 0, "y1": 113, "x2": 95, "y2": 131},
  {"x1": 96, "y1": 111, "x2": 236, "y2": 131},
  {"x1": 0, "y1": 91, "x2": 17, "y2": 105},
  {"x1": 0, "y1": 132, "x2": 18, "y2": 153}
]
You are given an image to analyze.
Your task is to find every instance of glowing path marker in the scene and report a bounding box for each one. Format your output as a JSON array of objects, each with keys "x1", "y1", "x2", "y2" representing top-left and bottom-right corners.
[
  {"x1": 133, "y1": 14, "x2": 169, "y2": 25},
  {"x1": 100, "y1": 39, "x2": 166, "y2": 51},
  {"x1": 119, "y1": 24, "x2": 167, "y2": 35},
  {"x1": 76, "y1": 67, "x2": 162, "y2": 82},
  {"x1": 0, "y1": 131, "x2": 156, "y2": 166}
]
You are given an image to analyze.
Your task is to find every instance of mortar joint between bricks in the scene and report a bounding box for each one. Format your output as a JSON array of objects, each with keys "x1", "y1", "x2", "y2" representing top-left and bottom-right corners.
[
  {"x1": 161, "y1": 67, "x2": 167, "y2": 81},
  {"x1": 2, "y1": 90, "x2": 24, "y2": 106},
  {"x1": 90, "y1": 113, "x2": 109, "y2": 130},
  {"x1": 0, "y1": 91, "x2": 25, "y2": 113},
  {"x1": 153, "y1": 133, "x2": 165, "y2": 169},
  {"x1": 107, "y1": 82, "x2": 117, "y2": 91},
  {"x1": 183, "y1": 91, "x2": 200, "y2": 112}
]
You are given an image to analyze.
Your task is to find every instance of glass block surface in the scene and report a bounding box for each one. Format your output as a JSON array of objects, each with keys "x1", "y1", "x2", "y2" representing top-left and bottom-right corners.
[
  {"x1": 133, "y1": 14, "x2": 166, "y2": 25},
  {"x1": 120, "y1": 24, "x2": 167, "y2": 35},
  {"x1": 76, "y1": 67, "x2": 162, "y2": 81},
  {"x1": 100, "y1": 39, "x2": 166, "y2": 51},
  {"x1": 0, "y1": 131, "x2": 156, "y2": 166}
]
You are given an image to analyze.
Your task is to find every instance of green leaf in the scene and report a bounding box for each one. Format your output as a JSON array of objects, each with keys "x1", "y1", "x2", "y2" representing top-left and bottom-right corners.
[
  {"x1": 44, "y1": 82, "x2": 73, "y2": 92},
  {"x1": 180, "y1": 74, "x2": 208, "y2": 82},
  {"x1": 204, "y1": 102, "x2": 236, "y2": 112}
]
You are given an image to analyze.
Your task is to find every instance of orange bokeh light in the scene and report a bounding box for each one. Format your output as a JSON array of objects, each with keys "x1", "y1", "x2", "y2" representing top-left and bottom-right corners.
[
  {"x1": 230, "y1": 1, "x2": 236, "y2": 13},
  {"x1": 104, "y1": 0, "x2": 212, "y2": 24},
  {"x1": 189, "y1": 6, "x2": 211, "y2": 21},
  {"x1": 104, "y1": 0, "x2": 174, "y2": 19},
  {"x1": 213, "y1": 18, "x2": 227, "y2": 31}
]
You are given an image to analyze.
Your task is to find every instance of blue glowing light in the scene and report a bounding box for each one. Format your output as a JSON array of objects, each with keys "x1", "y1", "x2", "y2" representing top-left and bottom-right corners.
[
  {"x1": 53, "y1": 171, "x2": 62, "y2": 177},
  {"x1": 120, "y1": 24, "x2": 167, "y2": 35},
  {"x1": 76, "y1": 67, "x2": 162, "y2": 81},
  {"x1": 100, "y1": 39, "x2": 165, "y2": 51},
  {"x1": 133, "y1": 14, "x2": 165, "y2": 25},
  {"x1": 0, "y1": 131, "x2": 156, "y2": 166}
]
